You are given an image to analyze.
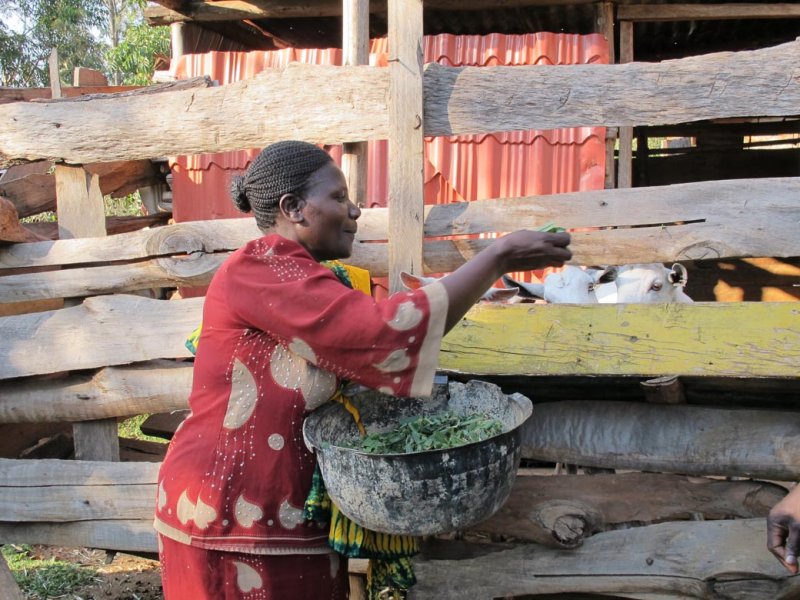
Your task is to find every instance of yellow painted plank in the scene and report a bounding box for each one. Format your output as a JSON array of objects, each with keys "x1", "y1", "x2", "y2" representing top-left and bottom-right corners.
[{"x1": 439, "y1": 303, "x2": 800, "y2": 378}]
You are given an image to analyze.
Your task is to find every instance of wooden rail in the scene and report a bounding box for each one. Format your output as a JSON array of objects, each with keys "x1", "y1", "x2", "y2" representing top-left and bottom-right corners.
[{"x1": 1, "y1": 39, "x2": 798, "y2": 162}]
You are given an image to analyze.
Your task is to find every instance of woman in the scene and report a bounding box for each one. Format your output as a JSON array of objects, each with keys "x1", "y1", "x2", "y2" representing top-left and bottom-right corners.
[{"x1": 154, "y1": 140, "x2": 571, "y2": 599}]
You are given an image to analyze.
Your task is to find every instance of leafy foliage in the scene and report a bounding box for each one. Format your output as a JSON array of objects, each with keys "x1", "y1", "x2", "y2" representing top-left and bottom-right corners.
[
  {"x1": 343, "y1": 411, "x2": 504, "y2": 454},
  {"x1": 0, "y1": 0, "x2": 107, "y2": 87},
  {"x1": 0, "y1": 0, "x2": 169, "y2": 88},
  {"x1": 106, "y1": 20, "x2": 170, "y2": 85}
]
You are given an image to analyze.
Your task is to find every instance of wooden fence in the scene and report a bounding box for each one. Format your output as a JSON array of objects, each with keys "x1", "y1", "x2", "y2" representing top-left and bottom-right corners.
[{"x1": 0, "y1": 10, "x2": 798, "y2": 599}]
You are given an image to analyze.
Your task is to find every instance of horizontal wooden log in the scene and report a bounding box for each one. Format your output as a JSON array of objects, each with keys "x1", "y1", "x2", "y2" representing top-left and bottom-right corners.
[
  {"x1": 0, "y1": 484, "x2": 154, "y2": 521},
  {"x1": 521, "y1": 401, "x2": 800, "y2": 479},
  {"x1": 0, "y1": 295, "x2": 201, "y2": 380},
  {"x1": 2, "y1": 295, "x2": 798, "y2": 380},
  {"x1": 470, "y1": 472, "x2": 786, "y2": 548},
  {"x1": 618, "y1": 3, "x2": 800, "y2": 21},
  {"x1": 0, "y1": 85, "x2": 141, "y2": 105},
  {"x1": 0, "y1": 520, "x2": 157, "y2": 553},
  {"x1": 1, "y1": 178, "x2": 797, "y2": 300},
  {"x1": 0, "y1": 159, "x2": 162, "y2": 218},
  {"x1": 145, "y1": 0, "x2": 600, "y2": 24},
  {"x1": 0, "y1": 457, "x2": 159, "y2": 486},
  {"x1": 0, "y1": 361, "x2": 191, "y2": 423},
  {"x1": 410, "y1": 519, "x2": 799, "y2": 599},
  {"x1": 439, "y1": 302, "x2": 800, "y2": 379},
  {"x1": 0, "y1": 253, "x2": 229, "y2": 303},
  {"x1": 24, "y1": 213, "x2": 172, "y2": 240},
  {"x1": 2, "y1": 40, "x2": 799, "y2": 162}
]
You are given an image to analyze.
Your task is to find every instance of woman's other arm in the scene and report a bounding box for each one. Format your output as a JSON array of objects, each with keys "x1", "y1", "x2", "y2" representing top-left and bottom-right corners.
[{"x1": 768, "y1": 484, "x2": 800, "y2": 574}]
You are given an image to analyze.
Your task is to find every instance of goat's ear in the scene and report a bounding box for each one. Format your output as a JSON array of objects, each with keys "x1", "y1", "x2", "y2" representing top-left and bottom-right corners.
[
  {"x1": 399, "y1": 271, "x2": 424, "y2": 290},
  {"x1": 669, "y1": 263, "x2": 688, "y2": 286},
  {"x1": 516, "y1": 281, "x2": 546, "y2": 300},
  {"x1": 483, "y1": 287, "x2": 519, "y2": 302},
  {"x1": 595, "y1": 266, "x2": 618, "y2": 284}
]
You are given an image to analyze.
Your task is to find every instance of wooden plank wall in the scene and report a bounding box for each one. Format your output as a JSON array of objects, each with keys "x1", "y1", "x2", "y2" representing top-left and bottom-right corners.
[{"x1": 0, "y1": 6, "x2": 798, "y2": 596}]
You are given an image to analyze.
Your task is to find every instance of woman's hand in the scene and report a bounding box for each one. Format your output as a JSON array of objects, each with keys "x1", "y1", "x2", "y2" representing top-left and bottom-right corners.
[
  {"x1": 768, "y1": 485, "x2": 800, "y2": 574},
  {"x1": 492, "y1": 230, "x2": 572, "y2": 274},
  {"x1": 438, "y1": 229, "x2": 572, "y2": 332}
]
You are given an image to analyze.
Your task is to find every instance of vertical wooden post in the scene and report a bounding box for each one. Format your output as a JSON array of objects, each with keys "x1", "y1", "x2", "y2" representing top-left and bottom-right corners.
[
  {"x1": 617, "y1": 20, "x2": 634, "y2": 188},
  {"x1": 597, "y1": 2, "x2": 617, "y2": 189},
  {"x1": 0, "y1": 553, "x2": 24, "y2": 600},
  {"x1": 55, "y1": 165, "x2": 119, "y2": 461},
  {"x1": 342, "y1": 0, "x2": 370, "y2": 209},
  {"x1": 48, "y1": 48, "x2": 62, "y2": 99},
  {"x1": 387, "y1": 0, "x2": 425, "y2": 293}
]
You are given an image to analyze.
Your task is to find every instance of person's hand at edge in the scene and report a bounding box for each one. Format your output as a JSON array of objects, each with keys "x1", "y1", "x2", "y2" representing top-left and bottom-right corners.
[{"x1": 768, "y1": 484, "x2": 800, "y2": 574}]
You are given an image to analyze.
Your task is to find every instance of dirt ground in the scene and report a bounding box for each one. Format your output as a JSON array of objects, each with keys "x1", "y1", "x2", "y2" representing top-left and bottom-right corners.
[{"x1": 29, "y1": 546, "x2": 163, "y2": 600}]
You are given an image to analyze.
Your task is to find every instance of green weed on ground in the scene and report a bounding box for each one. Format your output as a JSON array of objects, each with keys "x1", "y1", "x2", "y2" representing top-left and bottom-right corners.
[
  {"x1": 118, "y1": 414, "x2": 168, "y2": 444},
  {"x1": 2, "y1": 544, "x2": 100, "y2": 599}
]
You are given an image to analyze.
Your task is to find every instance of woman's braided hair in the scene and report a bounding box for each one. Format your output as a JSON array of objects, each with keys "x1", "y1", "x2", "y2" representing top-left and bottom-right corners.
[{"x1": 230, "y1": 141, "x2": 333, "y2": 229}]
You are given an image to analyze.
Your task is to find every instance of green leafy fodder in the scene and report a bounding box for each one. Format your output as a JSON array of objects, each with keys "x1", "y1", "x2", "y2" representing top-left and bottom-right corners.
[
  {"x1": 536, "y1": 222, "x2": 566, "y2": 233},
  {"x1": 343, "y1": 411, "x2": 504, "y2": 454}
]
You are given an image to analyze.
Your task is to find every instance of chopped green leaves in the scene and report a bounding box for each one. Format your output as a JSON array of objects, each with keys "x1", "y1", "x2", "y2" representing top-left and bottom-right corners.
[
  {"x1": 536, "y1": 222, "x2": 567, "y2": 233},
  {"x1": 342, "y1": 411, "x2": 504, "y2": 454}
]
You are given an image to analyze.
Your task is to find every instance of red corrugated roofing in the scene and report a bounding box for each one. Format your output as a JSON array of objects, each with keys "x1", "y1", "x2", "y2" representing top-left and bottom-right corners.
[
  {"x1": 170, "y1": 32, "x2": 607, "y2": 214},
  {"x1": 169, "y1": 33, "x2": 607, "y2": 294}
]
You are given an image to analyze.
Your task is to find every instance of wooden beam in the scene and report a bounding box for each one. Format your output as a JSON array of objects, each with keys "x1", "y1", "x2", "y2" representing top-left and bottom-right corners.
[
  {"x1": 48, "y1": 49, "x2": 62, "y2": 99},
  {"x1": 54, "y1": 165, "x2": 106, "y2": 239},
  {"x1": 0, "y1": 295, "x2": 202, "y2": 380},
  {"x1": 618, "y1": 3, "x2": 800, "y2": 22},
  {"x1": 145, "y1": 0, "x2": 601, "y2": 24},
  {"x1": 439, "y1": 302, "x2": 800, "y2": 379},
  {"x1": 387, "y1": 0, "x2": 424, "y2": 293},
  {"x1": 2, "y1": 295, "x2": 798, "y2": 381},
  {"x1": 471, "y1": 472, "x2": 785, "y2": 548},
  {"x1": 0, "y1": 361, "x2": 191, "y2": 423},
  {"x1": 4, "y1": 38, "x2": 799, "y2": 163},
  {"x1": 0, "y1": 520, "x2": 157, "y2": 554},
  {"x1": 617, "y1": 19, "x2": 633, "y2": 188},
  {"x1": 54, "y1": 163, "x2": 117, "y2": 461},
  {"x1": 341, "y1": 0, "x2": 370, "y2": 208},
  {"x1": 596, "y1": 1, "x2": 616, "y2": 189},
  {"x1": 412, "y1": 519, "x2": 799, "y2": 599},
  {"x1": 521, "y1": 400, "x2": 800, "y2": 479},
  {"x1": 0, "y1": 553, "x2": 23, "y2": 600},
  {"x1": 0, "y1": 85, "x2": 141, "y2": 104},
  {"x1": 2, "y1": 178, "x2": 799, "y2": 296}
]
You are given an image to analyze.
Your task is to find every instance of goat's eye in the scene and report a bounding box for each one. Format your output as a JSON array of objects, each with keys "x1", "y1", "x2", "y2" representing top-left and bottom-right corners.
[
  {"x1": 651, "y1": 282, "x2": 663, "y2": 291},
  {"x1": 587, "y1": 283, "x2": 595, "y2": 292}
]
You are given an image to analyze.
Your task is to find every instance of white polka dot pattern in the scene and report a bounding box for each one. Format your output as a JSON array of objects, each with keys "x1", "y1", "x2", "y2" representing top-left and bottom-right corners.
[
  {"x1": 233, "y1": 560, "x2": 263, "y2": 592},
  {"x1": 234, "y1": 494, "x2": 263, "y2": 528},
  {"x1": 373, "y1": 348, "x2": 411, "y2": 373},
  {"x1": 222, "y1": 358, "x2": 258, "y2": 429},
  {"x1": 388, "y1": 301, "x2": 423, "y2": 331}
]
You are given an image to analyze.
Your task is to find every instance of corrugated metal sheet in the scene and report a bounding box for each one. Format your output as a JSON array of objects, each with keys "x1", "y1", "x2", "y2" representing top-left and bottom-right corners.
[{"x1": 171, "y1": 32, "x2": 607, "y2": 221}]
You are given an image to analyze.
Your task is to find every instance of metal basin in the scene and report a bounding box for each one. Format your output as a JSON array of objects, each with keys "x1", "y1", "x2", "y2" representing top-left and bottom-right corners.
[{"x1": 303, "y1": 379, "x2": 532, "y2": 536}]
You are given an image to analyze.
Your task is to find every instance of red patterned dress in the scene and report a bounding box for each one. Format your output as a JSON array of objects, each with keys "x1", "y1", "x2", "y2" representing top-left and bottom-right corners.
[{"x1": 154, "y1": 234, "x2": 448, "y2": 599}]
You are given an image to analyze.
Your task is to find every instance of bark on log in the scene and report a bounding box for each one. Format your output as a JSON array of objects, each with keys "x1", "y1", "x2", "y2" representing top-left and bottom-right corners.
[
  {"x1": 1, "y1": 178, "x2": 798, "y2": 294},
  {"x1": 410, "y1": 519, "x2": 800, "y2": 599},
  {"x1": 521, "y1": 401, "x2": 800, "y2": 479},
  {"x1": 469, "y1": 472, "x2": 786, "y2": 548},
  {"x1": 0, "y1": 520, "x2": 157, "y2": 553},
  {"x1": 2, "y1": 40, "x2": 799, "y2": 162},
  {"x1": 0, "y1": 159, "x2": 162, "y2": 218},
  {"x1": 0, "y1": 295, "x2": 201, "y2": 380},
  {"x1": 25, "y1": 213, "x2": 172, "y2": 240},
  {"x1": 0, "y1": 361, "x2": 191, "y2": 423}
]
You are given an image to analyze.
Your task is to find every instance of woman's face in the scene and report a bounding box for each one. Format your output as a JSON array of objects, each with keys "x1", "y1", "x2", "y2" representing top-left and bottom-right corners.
[{"x1": 296, "y1": 162, "x2": 361, "y2": 262}]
